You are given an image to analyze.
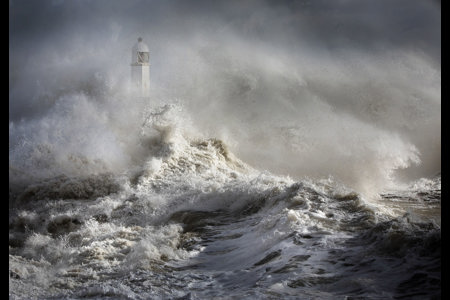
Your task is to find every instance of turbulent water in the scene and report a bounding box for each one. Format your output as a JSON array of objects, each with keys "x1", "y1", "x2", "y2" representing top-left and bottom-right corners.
[
  {"x1": 9, "y1": 1, "x2": 441, "y2": 298},
  {"x1": 9, "y1": 103, "x2": 440, "y2": 299}
]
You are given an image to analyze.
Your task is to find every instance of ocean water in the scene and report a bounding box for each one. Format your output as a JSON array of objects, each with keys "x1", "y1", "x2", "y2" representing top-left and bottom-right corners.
[
  {"x1": 9, "y1": 102, "x2": 440, "y2": 299},
  {"x1": 9, "y1": 2, "x2": 440, "y2": 297}
]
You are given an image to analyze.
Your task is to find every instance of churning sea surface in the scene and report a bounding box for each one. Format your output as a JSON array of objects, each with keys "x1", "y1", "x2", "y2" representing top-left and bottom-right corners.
[{"x1": 9, "y1": 104, "x2": 440, "y2": 300}]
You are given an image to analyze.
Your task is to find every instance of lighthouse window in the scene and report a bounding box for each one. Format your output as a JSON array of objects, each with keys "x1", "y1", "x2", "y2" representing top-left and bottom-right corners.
[{"x1": 138, "y1": 52, "x2": 149, "y2": 63}]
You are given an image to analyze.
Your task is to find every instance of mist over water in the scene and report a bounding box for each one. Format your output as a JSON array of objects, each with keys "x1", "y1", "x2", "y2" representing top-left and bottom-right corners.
[
  {"x1": 10, "y1": 0, "x2": 440, "y2": 195},
  {"x1": 9, "y1": 2, "x2": 441, "y2": 299}
]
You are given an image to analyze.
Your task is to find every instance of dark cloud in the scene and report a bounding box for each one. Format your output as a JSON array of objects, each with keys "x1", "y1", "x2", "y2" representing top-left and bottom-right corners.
[{"x1": 10, "y1": 0, "x2": 440, "y2": 55}]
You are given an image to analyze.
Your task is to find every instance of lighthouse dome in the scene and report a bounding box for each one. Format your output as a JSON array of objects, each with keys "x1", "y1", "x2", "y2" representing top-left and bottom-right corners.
[
  {"x1": 131, "y1": 37, "x2": 149, "y2": 64},
  {"x1": 133, "y1": 37, "x2": 149, "y2": 52}
]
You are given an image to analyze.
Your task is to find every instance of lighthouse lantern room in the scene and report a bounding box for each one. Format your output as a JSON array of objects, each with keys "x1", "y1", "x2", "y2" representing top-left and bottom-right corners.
[{"x1": 131, "y1": 37, "x2": 150, "y2": 97}]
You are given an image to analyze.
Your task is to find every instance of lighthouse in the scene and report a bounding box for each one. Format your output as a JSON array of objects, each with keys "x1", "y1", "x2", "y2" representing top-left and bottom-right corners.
[{"x1": 131, "y1": 37, "x2": 150, "y2": 97}]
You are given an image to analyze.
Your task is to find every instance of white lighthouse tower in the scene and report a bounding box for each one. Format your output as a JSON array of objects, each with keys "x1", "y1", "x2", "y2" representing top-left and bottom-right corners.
[{"x1": 131, "y1": 37, "x2": 150, "y2": 97}]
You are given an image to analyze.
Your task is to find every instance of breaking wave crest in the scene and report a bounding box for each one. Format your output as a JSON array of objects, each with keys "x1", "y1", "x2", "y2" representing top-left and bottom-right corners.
[{"x1": 9, "y1": 103, "x2": 440, "y2": 299}]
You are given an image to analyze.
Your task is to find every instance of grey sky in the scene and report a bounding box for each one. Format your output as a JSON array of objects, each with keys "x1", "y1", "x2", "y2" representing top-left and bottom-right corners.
[{"x1": 10, "y1": 0, "x2": 440, "y2": 59}]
